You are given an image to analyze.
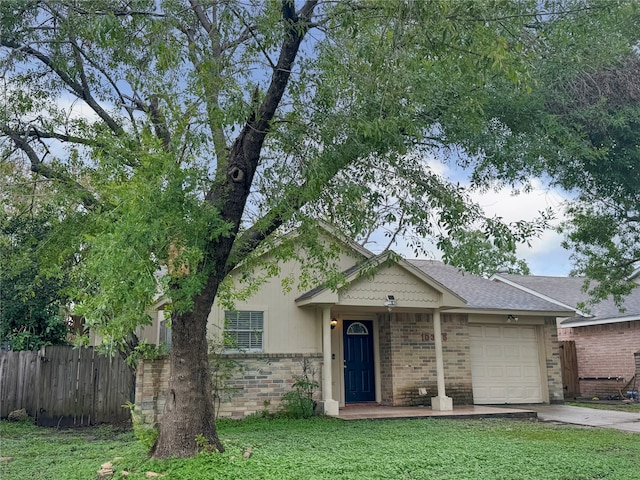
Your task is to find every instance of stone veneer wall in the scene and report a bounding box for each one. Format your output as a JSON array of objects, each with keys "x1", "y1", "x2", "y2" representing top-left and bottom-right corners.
[
  {"x1": 558, "y1": 321, "x2": 640, "y2": 398},
  {"x1": 135, "y1": 353, "x2": 323, "y2": 425},
  {"x1": 135, "y1": 357, "x2": 170, "y2": 426},
  {"x1": 543, "y1": 317, "x2": 564, "y2": 403},
  {"x1": 378, "y1": 313, "x2": 394, "y2": 405},
  {"x1": 635, "y1": 352, "x2": 640, "y2": 396},
  {"x1": 379, "y1": 312, "x2": 473, "y2": 407}
]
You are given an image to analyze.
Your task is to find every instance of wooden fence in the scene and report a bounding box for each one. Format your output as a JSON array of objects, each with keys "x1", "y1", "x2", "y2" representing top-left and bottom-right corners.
[
  {"x1": 559, "y1": 341, "x2": 579, "y2": 399},
  {"x1": 0, "y1": 346, "x2": 134, "y2": 427}
]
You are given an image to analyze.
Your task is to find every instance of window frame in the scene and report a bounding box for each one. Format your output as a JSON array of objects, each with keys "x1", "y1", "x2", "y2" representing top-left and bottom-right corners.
[{"x1": 223, "y1": 310, "x2": 265, "y2": 352}]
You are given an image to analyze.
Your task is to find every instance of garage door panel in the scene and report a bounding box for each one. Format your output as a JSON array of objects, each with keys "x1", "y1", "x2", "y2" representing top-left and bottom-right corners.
[
  {"x1": 483, "y1": 327, "x2": 503, "y2": 339},
  {"x1": 486, "y1": 348, "x2": 505, "y2": 361},
  {"x1": 487, "y1": 366, "x2": 505, "y2": 377},
  {"x1": 522, "y1": 366, "x2": 541, "y2": 377},
  {"x1": 505, "y1": 366, "x2": 524, "y2": 377},
  {"x1": 518, "y1": 328, "x2": 537, "y2": 340},
  {"x1": 502, "y1": 328, "x2": 523, "y2": 339},
  {"x1": 503, "y1": 345, "x2": 520, "y2": 357},
  {"x1": 475, "y1": 386, "x2": 507, "y2": 399},
  {"x1": 469, "y1": 325, "x2": 544, "y2": 404}
]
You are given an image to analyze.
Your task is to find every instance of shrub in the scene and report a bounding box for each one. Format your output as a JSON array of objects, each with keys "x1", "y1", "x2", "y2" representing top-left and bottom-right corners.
[
  {"x1": 123, "y1": 401, "x2": 158, "y2": 450},
  {"x1": 280, "y1": 359, "x2": 318, "y2": 419}
]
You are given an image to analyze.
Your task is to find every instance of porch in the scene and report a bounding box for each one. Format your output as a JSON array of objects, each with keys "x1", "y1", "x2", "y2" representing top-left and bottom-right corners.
[{"x1": 337, "y1": 404, "x2": 538, "y2": 421}]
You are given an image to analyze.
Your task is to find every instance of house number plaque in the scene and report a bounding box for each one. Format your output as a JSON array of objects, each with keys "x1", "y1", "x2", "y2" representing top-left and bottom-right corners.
[{"x1": 420, "y1": 333, "x2": 448, "y2": 342}]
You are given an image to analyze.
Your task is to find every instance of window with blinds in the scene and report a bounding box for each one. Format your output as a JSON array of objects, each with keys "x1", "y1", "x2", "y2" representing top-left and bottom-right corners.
[{"x1": 224, "y1": 310, "x2": 264, "y2": 351}]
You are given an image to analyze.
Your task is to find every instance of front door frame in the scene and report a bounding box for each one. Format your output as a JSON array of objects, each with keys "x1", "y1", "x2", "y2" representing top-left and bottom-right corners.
[{"x1": 342, "y1": 319, "x2": 377, "y2": 404}]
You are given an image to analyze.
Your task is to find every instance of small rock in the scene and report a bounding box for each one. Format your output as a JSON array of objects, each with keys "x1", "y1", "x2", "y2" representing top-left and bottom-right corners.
[
  {"x1": 97, "y1": 461, "x2": 114, "y2": 479},
  {"x1": 145, "y1": 472, "x2": 163, "y2": 478},
  {"x1": 96, "y1": 463, "x2": 114, "y2": 480},
  {"x1": 8, "y1": 408, "x2": 29, "y2": 421},
  {"x1": 121, "y1": 471, "x2": 130, "y2": 477},
  {"x1": 84, "y1": 436, "x2": 97, "y2": 442},
  {"x1": 243, "y1": 446, "x2": 252, "y2": 459},
  {"x1": 0, "y1": 457, "x2": 15, "y2": 463}
]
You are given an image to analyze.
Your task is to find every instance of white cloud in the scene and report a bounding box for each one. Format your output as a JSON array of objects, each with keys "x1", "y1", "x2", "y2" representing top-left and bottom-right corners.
[
  {"x1": 395, "y1": 160, "x2": 573, "y2": 276},
  {"x1": 467, "y1": 180, "x2": 571, "y2": 276}
]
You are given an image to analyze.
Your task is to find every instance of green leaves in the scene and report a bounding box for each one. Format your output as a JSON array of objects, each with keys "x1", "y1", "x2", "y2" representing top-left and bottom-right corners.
[
  {"x1": 0, "y1": 207, "x2": 71, "y2": 350},
  {"x1": 3, "y1": 0, "x2": 639, "y2": 355}
]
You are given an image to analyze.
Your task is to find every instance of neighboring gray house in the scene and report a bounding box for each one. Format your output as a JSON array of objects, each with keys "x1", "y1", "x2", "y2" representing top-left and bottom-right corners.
[{"x1": 491, "y1": 274, "x2": 640, "y2": 399}]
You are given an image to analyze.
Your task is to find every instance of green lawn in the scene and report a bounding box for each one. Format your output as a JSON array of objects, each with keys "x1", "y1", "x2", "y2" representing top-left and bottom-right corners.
[{"x1": 1, "y1": 417, "x2": 639, "y2": 480}]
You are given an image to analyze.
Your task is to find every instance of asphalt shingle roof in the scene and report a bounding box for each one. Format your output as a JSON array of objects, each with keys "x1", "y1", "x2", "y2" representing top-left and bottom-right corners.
[
  {"x1": 408, "y1": 260, "x2": 572, "y2": 313},
  {"x1": 496, "y1": 274, "x2": 640, "y2": 323}
]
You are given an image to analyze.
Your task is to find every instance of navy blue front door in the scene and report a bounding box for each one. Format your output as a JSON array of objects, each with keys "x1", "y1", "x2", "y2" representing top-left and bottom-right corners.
[{"x1": 343, "y1": 320, "x2": 375, "y2": 403}]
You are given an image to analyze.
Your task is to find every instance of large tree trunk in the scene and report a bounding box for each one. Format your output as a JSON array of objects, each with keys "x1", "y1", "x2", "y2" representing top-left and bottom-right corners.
[
  {"x1": 151, "y1": 293, "x2": 223, "y2": 459},
  {"x1": 150, "y1": 3, "x2": 317, "y2": 459}
]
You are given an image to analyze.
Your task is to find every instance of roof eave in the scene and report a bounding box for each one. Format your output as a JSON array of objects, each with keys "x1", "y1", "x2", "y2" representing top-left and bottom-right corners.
[
  {"x1": 560, "y1": 314, "x2": 640, "y2": 328},
  {"x1": 443, "y1": 307, "x2": 574, "y2": 317},
  {"x1": 490, "y1": 274, "x2": 590, "y2": 317}
]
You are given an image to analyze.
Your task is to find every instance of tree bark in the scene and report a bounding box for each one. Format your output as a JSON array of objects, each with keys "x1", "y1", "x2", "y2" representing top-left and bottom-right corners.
[
  {"x1": 151, "y1": 284, "x2": 223, "y2": 458},
  {"x1": 151, "y1": 0, "x2": 319, "y2": 459}
]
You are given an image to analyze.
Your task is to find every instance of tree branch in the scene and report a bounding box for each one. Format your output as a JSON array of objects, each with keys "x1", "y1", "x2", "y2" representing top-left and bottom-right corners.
[
  {"x1": 0, "y1": 38, "x2": 124, "y2": 136},
  {"x1": 188, "y1": 0, "x2": 213, "y2": 34},
  {"x1": 3, "y1": 126, "x2": 99, "y2": 210},
  {"x1": 177, "y1": 5, "x2": 228, "y2": 163},
  {"x1": 228, "y1": 5, "x2": 276, "y2": 70},
  {"x1": 243, "y1": 0, "x2": 318, "y2": 146},
  {"x1": 23, "y1": 127, "x2": 97, "y2": 147},
  {"x1": 148, "y1": 97, "x2": 172, "y2": 149}
]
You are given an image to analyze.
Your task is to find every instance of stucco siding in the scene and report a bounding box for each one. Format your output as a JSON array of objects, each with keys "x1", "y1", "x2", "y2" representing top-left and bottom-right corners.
[{"x1": 208, "y1": 248, "x2": 360, "y2": 354}]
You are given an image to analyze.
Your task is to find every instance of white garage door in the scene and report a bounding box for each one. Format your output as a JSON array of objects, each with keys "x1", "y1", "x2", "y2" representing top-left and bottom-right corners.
[{"x1": 469, "y1": 325, "x2": 543, "y2": 404}]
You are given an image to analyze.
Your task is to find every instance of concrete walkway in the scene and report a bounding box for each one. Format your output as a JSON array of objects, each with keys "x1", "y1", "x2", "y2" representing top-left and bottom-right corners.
[
  {"x1": 524, "y1": 404, "x2": 640, "y2": 433},
  {"x1": 336, "y1": 404, "x2": 640, "y2": 433},
  {"x1": 338, "y1": 404, "x2": 536, "y2": 421}
]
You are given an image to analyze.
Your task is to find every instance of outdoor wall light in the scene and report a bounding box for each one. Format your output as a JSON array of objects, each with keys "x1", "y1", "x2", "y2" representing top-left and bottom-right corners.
[
  {"x1": 330, "y1": 318, "x2": 338, "y2": 329},
  {"x1": 507, "y1": 314, "x2": 519, "y2": 323},
  {"x1": 384, "y1": 294, "x2": 396, "y2": 309}
]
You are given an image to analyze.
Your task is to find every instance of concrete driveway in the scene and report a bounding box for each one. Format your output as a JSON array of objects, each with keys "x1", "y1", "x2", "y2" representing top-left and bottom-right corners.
[{"x1": 526, "y1": 405, "x2": 640, "y2": 433}]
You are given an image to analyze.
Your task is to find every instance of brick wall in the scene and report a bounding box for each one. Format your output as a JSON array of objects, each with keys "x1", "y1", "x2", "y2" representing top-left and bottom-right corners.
[
  {"x1": 135, "y1": 357, "x2": 171, "y2": 426},
  {"x1": 379, "y1": 312, "x2": 472, "y2": 407},
  {"x1": 559, "y1": 321, "x2": 640, "y2": 398},
  {"x1": 378, "y1": 313, "x2": 394, "y2": 404},
  {"x1": 378, "y1": 313, "x2": 562, "y2": 406},
  {"x1": 135, "y1": 353, "x2": 323, "y2": 424},
  {"x1": 635, "y1": 352, "x2": 640, "y2": 396},
  {"x1": 543, "y1": 317, "x2": 564, "y2": 403}
]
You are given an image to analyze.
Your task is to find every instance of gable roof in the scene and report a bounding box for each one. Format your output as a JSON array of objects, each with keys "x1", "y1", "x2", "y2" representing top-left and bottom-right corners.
[
  {"x1": 296, "y1": 253, "x2": 573, "y2": 315},
  {"x1": 409, "y1": 261, "x2": 573, "y2": 314},
  {"x1": 295, "y1": 251, "x2": 466, "y2": 309},
  {"x1": 491, "y1": 274, "x2": 640, "y2": 327}
]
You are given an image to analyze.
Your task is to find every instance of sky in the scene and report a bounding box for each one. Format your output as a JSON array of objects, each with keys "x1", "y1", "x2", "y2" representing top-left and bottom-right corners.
[
  {"x1": 388, "y1": 159, "x2": 574, "y2": 278},
  {"x1": 56, "y1": 94, "x2": 575, "y2": 277},
  {"x1": 467, "y1": 180, "x2": 571, "y2": 277}
]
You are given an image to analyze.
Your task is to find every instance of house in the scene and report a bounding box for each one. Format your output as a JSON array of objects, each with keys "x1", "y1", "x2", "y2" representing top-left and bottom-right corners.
[
  {"x1": 491, "y1": 273, "x2": 640, "y2": 400},
  {"x1": 136, "y1": 233, "x2": 573, "y2": 420}
]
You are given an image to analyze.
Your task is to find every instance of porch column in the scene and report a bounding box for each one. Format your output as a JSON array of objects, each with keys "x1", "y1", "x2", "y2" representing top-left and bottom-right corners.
[
  {"x1": 322, "y1": 306, "x2": 339, "y2": 416},
  {"x1": 431, "y1": 310, "x2": 453, "y2": 411}
]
